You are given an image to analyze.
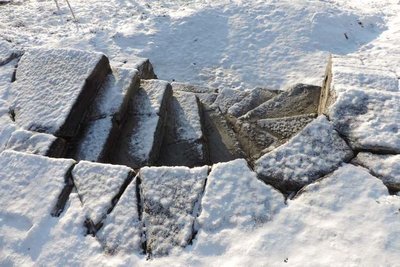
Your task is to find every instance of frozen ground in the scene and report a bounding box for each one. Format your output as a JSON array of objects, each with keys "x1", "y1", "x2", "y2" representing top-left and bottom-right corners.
[{"x1": 1, "y1": 0, "x2": 400, "y2": 266}]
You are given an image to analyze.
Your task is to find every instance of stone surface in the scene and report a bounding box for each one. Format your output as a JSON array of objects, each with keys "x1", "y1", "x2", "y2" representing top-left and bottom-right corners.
[
  {"x1": 118, "y1": 56, "x2": 157, "y2": 79},
  {"x1": 211, "y1": 88, "x2": 249, "y2": 114},
  {"x1": 227, "y1": 88, "x2": 278, "y2": 118},
  {"x1": 329, "y1": 88, "x2": 400, "y2": 153},
  {"x1": 202, "y1": 107, "x2": 245, "y2": 164},
  {"x1": 171, "y1": 82, "x2": 217, "y2": 94},
  {"x1": 12, "y1": 48, "x2": 110, "y2": 137},
  {"x1": 352, "y1": 152, "x2": 400, "y2": 191},
  {"x1": 140, "y1": 165, "x2": 208, "y2": 257},
  {"x1": 96, "y1": 177, "x2": 142, "y2": 255},
  {"x1": 0, "y1": 150, "x2": 75, "y2": 223},
  {"x1": 113, "y1": 79, "x2": 172, "y2": 169},
  {"x1": 258, "y1": 114, "x2": 317, "y2": 140},
  {"x1": 255, "y1": 115, "x2": 354, "y2": 192},
  {"x1": 241, "y1": 83, "x2": 321, "y2": 121},
  {"x1": 158, "y1": 91, "x2": 208, "y2": 167},
  {"x1": 198, "y1": 159, "x2": 285, "y2": 232},
  {"x1": 72, "y1": 161, "x2": 134, "y2": 227},
  {"x1": 74, "y1": 68, "x2": 139, "y2": 162}
]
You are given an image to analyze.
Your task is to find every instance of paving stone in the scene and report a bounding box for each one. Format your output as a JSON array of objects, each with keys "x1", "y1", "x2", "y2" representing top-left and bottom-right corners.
[
  {"x1": 96, "y1": 177, "x2": 142, "y2": 255},
  {"x1": 319, "y1": 55, "x2": 399, "y2": 114},
  {"x1": 158, "y1": 91, "x2": 208, "y2": 167},
  {"x1": 227, "y1": 87, "x2": 279, "y2": 118},
  {"x1": 0, "y1": 100, "x2": 65, "y2": 157},
  {"x1": 352, "y1": 152, "x2": 400, "y2": 191},
  {"x1": 329, "y1": 88, "x2": 400, "y2": 153},
  {"x1": 113, "y1": 80, "x2": 172, "y2": 169},
  {"x1": 198, "y1": 159, "x2": 285, "y2": 232},
  {"x1": 72, "y1": 161, "x2": 135, "y2": 227},
  {"x1": 0, "y1": 39, "x2": 19, "y2": 66},
  {"x1": 0, "y1": 150, "x2": 75, "y2": 224},
  {"x1": 140, "y1": 165, "x2": 208, "y2": 257},
  {"x1": 202, "y1": 107, "x2": 245, "y2": 164},
  {"x1": 5, "y1": 129, "x2": 65, "y2": 157},
  {"x1": 12, "y1": 48, "x2": 110, "y2": 137},
  {"x1": 74, "y1": 68, "x2": 139, "y2": 162},
  {"x1": 255, "y1": 115, "x2": 354, "y2": 192},
  {"x1": 241, "y1": 83, "x2": 321, "y2": 121}
]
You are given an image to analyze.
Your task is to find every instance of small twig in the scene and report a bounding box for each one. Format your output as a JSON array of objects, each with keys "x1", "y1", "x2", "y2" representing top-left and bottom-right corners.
[{"x1": 65, "y1": 0, "x2": 78, "y2": 22}]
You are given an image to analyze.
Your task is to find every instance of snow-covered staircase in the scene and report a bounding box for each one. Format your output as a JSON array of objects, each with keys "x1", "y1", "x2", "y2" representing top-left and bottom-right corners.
[{"x1": 0, "y1": 46, "x2": 399, "y2": 260}]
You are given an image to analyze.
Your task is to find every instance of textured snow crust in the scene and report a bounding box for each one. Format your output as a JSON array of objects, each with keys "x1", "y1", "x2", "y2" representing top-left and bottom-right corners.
[
  {"x1": 255, "y1": 116, "x2": 353, "y2": 191},
  {"x1": 140, "y1": 165, "x2": 208, "y2": 256},
  {"x1": 72, "y1": 161, "x2": 133, "y2": 225}
]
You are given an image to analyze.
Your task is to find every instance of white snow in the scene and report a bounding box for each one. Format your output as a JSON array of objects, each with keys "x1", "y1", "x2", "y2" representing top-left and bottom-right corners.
[
  {"x1": 353, "y1": 152, "x2": 400, "y2": 191},
  {"x1": 72, "y1": 161, "x2": 133, "y2": 225},
  {"x1": 12, "y1": 48, "x2": 107, "y2": 135},
  {"x1": 255, "y1": 115, "x2": 353, "y2": 191},
  {"x1": 96, "y1": 177, "x2": 142, "y2": 255},
  {"x1": 211, "y1": 88, "x2": 248, "y2": 114},
  {"x1": 132, "y1": 79, "x2": 170, "y2": 115},
  {"x1": 5, "y1": 129, "x2": 58, "y2": 155},
  {"x1": 0, "y1": 58, "x2": 17, "y2": 101},
  {"x1": 330, "y1": 55, "x2": 399, "y2": 93},
  {"x1": 89, "y1": 67, "x2": 139, "y2": 120},
  {"x1": 329, "y1": 88, "x2": 400, "y2": 153},
  {"x1": 1, "y1": 0, "x2": 400, "y2": 265},
  {"x1": 140, "y1": 165, "x2": 208, "y2": 256},
  {"x1": 198, "y1": 159, "x2": 284, "y2": 232},
  {"x1": 0, "y1": 38, "x2": 15, "y2": 65}
]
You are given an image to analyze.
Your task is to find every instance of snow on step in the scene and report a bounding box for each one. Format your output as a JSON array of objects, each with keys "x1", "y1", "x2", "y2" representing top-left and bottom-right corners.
[
  {"x1": 74, "y1": 68, "x2": 139, "y2": 162},
  {"x1": 198, "y1": 159, "x2": 284, "y2": 232},
  {"x1": 140, "y1": 165, "x2": 208, "y2": 257},
  {"x1": 0, "y1": 150, "x2": 75, "y2": 228},
  {"x1": 240, "y1": 83, "x2": 321, "y2": 121},
  {"x1": 12, "y1": 48, "x2": 110, "y2": 137},
  {"x1": 72, "y1": 161, "x2": 134, "y2": 227},
  {"x1": 255, "y1": 115, "x2": 353, "y2": 192},
  {"x1": 353, "y1": 152, "x2": 400, "y2": 191},
  {"x1": 158, "y1": 91, "x2": 208, "y2": 167},
  {"x1": 114, "y1": 55, "x2": 157, "y2": 79},
  {"x1": 172, "y1": 82, "x2": 218, "y2": 107},
  {"x1": 329, "y1": 88, "x2": 400, "y2": 153},
  {"x1": 114, "y1": 79, "x2": 172, "y2": 169},
  {"x1": 96, "y1": 177, "x2": 142, "y2": 255},
  {"x1": 203, "y1": 107, "x2": 245, "y2": 164},
  {"x1": 211, "y1": 88, "x2": 249, "y2": 114},
  {"x1": 227, "y1": 88, "x2": 278, "y2": 118}
]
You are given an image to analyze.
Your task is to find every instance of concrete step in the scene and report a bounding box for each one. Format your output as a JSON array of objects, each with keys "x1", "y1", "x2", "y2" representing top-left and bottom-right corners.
[
  {"x1": 157, "y1": 88, "x2": 208, "y2": 167},
  {"x1": 12, "y1": 48, "x2": 111, "y2": 138},
  {"x1": 112, "y1": 79, "x2": 172, "y2": 169},
  {"x1": 71, "y1": 67, "x2": 140, "y2": 162}
]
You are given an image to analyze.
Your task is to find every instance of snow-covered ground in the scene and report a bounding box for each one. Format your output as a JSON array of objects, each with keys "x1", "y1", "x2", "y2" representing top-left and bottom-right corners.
[
  {"x1": 1, "y1": 0, "x2": 400, "y2": 266},
  {"x1": 1, "y1": 0, "x2": 398, "y2": 90}
]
